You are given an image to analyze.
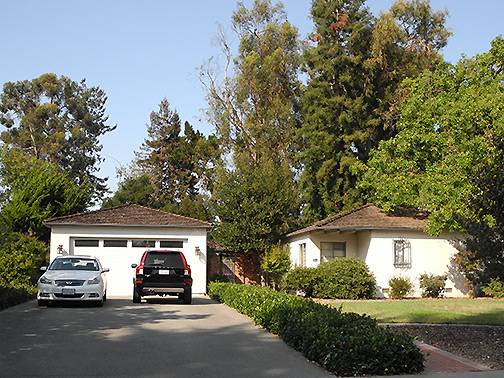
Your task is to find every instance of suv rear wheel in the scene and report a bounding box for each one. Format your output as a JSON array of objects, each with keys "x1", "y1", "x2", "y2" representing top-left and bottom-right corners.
[
  {"x1": 182, "y1": 288, "x2": 192, "y2": 304},
  {"x1": 133, "y1": 288, "x2": 141, "y2": 303}
]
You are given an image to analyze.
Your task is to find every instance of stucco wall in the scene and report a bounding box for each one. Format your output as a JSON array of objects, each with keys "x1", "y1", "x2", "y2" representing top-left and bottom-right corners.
[
  {"x1": 48, "y1": 225, "x2": 208, "y2": 296},
  {"x1": 288, "y1": 229, "x2": 468, "y2": 298},
  {"x1": 365, "y1": 230, "x2": 467, "y2": 298}
]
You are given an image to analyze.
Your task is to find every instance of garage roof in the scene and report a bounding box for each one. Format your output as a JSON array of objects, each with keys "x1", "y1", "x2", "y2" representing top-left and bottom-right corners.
[
  {"x1": 286, "y1": 204, "x2": 428, "y2": 237},
  {"x1": 44, "y1": 204, "x2": 212, "y2": 229}
]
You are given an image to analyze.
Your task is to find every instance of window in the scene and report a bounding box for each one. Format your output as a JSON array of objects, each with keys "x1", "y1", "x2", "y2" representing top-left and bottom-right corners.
[
  {"x1": 160, "y1": 240, "x2": 184, "y2": 248},
  {"x1": 320, "y1": 242, "x2": 346, "y2": 262},
  {"x1": 299, "y1": 243, "x2": 306, "y2": 267},
  {"x1": 104, "y1": 239, "x2": 128, "y2": 248},
  {"x1": 394, "y1": 239, "x2": 411, "y2": 268},
  {"x1": 74, "y1": 239, "x2": 99, "y2": 247},
  {"x1": 132, "y1": 240, "x2": 156, "y2": 248}
]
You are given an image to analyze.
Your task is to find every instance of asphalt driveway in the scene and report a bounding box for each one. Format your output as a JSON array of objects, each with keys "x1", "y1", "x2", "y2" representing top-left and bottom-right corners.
[{"x1": 0, "y1": 296, "x2": 331, "y2": 377}]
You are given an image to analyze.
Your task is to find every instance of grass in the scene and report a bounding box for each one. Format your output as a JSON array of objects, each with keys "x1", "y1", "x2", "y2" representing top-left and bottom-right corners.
[{"x1": 326, "y1": 298, "x2": 504, "y2": 326}]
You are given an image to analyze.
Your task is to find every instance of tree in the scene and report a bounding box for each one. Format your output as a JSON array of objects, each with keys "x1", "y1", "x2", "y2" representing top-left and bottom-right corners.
[
  {"x1": 114, "y1": 98, "x2": 219, "y2": 221},
  {"x1": 211, "y1": 156, "x2": 299, "y2": 254},
  {"x1": 361, "y1": 36, "x2": 504, "y2": 288},
  {"x1": 201, "y1": 0, "x2": 302, "y2": 254},
  {"x1": 297, "y1": 0, "x2": 450, "y2": 223},
  {"x1": 0, "y1": 148, "x2": 90, "y2": 242},
  {"x1": 200, "y1": 0, "x2": 302, "y2": 165},
  {"x1": 102, "y1": 174, "x2": 159, "y2": 209},
  {"x1": 0, "y1": 73, "x2": 115, "y2": 200}
]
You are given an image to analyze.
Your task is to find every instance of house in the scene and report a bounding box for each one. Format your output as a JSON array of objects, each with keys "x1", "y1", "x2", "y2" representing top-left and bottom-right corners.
[
  {"x1": 43, "y1": 204, "x2": 212, "y2": 297},
  {"x1": 285, "y1": 204, "x2": 469, "y2": 297}
]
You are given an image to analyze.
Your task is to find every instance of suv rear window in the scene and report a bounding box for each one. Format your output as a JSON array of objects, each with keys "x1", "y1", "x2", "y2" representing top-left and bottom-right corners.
[{"x1": 144, "y1": 252, "x2": 183, "y2": 267}]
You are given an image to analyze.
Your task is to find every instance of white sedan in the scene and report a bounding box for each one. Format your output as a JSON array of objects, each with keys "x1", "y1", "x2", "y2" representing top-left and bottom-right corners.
[{"x1": 37, "y1": 255, "x2": 109, "y2": 307}]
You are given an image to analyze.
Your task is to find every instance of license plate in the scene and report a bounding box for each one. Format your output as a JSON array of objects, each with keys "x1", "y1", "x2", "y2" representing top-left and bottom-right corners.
[
  {"x1": 62, "y1": 288, "x2": 76, "y2": 295},
  {"x1": 158, "y1": 269, "x2": 170, "y2": 275}
]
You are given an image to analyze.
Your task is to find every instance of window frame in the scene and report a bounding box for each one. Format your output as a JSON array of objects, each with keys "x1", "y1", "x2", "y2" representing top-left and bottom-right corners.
[{"x1": 393, "y1": 239, "x2": 412, "y2": 268}]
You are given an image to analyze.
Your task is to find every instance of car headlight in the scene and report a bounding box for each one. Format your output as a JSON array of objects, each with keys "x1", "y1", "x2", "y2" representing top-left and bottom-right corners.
[
  {"x1": 39, "y1": 276, "x2": 52, "y2": 285},
  {"x1": 87, "y1": 276, "x2": 101, "y2": 285}
]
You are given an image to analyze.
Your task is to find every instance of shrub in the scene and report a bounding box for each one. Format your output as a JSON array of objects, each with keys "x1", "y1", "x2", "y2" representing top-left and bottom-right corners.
[
  {"x1": 388, "y1": 275, "x2": 414, "y2": 299},
  {"x1": 261, "y1": 243, "x2": 291, "y2": 289},
  {"x1": 419, "y1": 273, "x2": 447, "y2": 298},
  {"x1": 281, "y1": 266, "x2": 317, "y2": 297},
  {"x1": 312, "y1": 258, "x2": 376, "y2": 299},
  {"x1": 482, "y1": 277, "x2": 504, "y2": 299},
  {"x1": 0, "y1": 232, "x2": 47, "y2": 287},
  {"x1": 208, "y1": 282, "x2": 424, "y2": 376}
]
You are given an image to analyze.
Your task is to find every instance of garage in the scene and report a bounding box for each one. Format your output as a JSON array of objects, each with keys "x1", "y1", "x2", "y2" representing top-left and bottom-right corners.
[{"x1": 43, "y1": 204, "x2": 212, "y2": 296}]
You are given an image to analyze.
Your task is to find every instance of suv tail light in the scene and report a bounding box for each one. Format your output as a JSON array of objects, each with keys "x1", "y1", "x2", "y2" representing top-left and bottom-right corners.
[{"x1": 136, "y1": 264, "x2": 144, "y2": 275}]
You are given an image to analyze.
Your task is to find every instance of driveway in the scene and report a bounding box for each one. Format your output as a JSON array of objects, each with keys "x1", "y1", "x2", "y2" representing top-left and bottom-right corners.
[{"x1": 0, "y1": 296, "x2": 331, "y2": 377}]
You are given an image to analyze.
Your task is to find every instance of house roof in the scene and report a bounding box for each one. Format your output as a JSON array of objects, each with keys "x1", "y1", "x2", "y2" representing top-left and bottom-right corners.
[
  {"x1": 43, "y1": 204, "x2": 212, "y2": 229},
  {"x1": 286, "y1": 204, "x2": 428, "y2": 237}
]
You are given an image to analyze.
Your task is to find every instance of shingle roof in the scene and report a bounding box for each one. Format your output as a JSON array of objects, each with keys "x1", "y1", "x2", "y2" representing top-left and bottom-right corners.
[
  {"x1": 43, "y1": 204, "x2": 212, "y2": 229},
  {"x1": 287, "y1": 204, "x2": 427, "y2": 237}
]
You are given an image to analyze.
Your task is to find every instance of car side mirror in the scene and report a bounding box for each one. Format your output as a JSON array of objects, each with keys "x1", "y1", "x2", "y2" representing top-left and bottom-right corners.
[
  {"x1": 131, "y1": 264, "x2": 137, "y2": 269},
  {"x1": 103, "y1": 267, "x2": 110, "y2": 273},
  {"x1": 40, "y1": 266, "x2": 47, "y2": 272}
]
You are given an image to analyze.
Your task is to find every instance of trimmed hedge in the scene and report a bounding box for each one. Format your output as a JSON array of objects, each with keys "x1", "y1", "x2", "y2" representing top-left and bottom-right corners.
[{"x1": 208, "y1": 282, "x2": 424, "y2": 376}]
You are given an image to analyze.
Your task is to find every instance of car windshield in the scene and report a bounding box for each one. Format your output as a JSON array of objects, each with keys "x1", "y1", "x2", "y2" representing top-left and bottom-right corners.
[{"x1": 49, "y1": 258, "x2": 99, "y2": 271}]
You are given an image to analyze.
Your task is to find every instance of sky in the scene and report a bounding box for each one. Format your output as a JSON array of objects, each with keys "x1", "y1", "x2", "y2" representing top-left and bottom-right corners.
[{"x1": 1, "y1": 0, "x2": 503, "y2": 198}]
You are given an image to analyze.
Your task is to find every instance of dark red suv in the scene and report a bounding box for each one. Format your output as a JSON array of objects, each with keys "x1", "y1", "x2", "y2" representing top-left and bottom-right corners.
[{"x1": 131, "y1": 250, "x2": 192, "y2": 304}]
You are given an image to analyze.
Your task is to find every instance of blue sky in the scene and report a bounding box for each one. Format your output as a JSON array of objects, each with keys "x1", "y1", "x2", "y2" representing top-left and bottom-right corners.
[{"x1": 1, "y1": 0, "x2": 503, "y2": 196}]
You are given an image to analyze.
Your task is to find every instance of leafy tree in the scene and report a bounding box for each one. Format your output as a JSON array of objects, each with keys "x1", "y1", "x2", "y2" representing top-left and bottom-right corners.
[
  {"x1": 297, "y1": 0, "x2": 450, "y2": 223},
  {"x1": 211, "y1": 156, "x2": 299, "y2": 254},
  {"x1": 102, "y1": 174, "x2": 159, "y2": 209},
  {"x1": 201, "y1": 0, "x2": 302, "y2": 252},
  {"x1": 362, "y1": 36, "x2": 504, "y2": 287},
  {"x1": 201, "y1": 0, "x2": 302, "y2": 165},
  {"x1": 0, "y1": 73, "x2": 115, "y2": 200},
  {"x1": 0, "y1": 148, "x2": 90, "y2": 242}
]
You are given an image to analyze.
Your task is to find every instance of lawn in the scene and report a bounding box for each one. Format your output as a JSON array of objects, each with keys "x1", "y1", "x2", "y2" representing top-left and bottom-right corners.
[{"x1": 327, "y1": 298, "x2": 504, "y2": 326}]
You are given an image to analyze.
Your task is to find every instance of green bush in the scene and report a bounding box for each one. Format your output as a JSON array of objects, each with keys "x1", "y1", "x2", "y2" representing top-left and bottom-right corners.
[
  {"x1": 482, "y1": 277, "x2": 504, "y2": 299},
  {"x1": 281, "y1": 266, "x2": 317, "y2": 297},
  {"x1": 419, "y1": 273, "x2": 447, "y2": 298},
  {"x1": 0, "y1": 232, "x2": 47, "y2": 288},
  {"x1": 312, "y1": 258, "x2": 376, "y2": 299},
  {"x1": 388, "y1": 275, "x2": 414, "y2": 299},
  {"x1": 208, "y1": 282, "x2": 424, "y2": 376}
]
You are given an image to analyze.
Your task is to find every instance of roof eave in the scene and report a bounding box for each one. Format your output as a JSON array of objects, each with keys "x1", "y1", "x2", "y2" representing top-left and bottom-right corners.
[
  {"x1": 43, "y1": 222, "x2": 213, "y2": 230},
  {"x1": 286, "y1": 225, "x2": 424, "y2": 238}
]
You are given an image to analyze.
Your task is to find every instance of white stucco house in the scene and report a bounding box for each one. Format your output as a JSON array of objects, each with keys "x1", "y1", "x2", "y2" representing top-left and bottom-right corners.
[
  {"x1": 285, "y1": 204, "x2": 469, "y2": 298},
  {"x1": 43, "y1": 204, "x2": 212, "y2": 297}
]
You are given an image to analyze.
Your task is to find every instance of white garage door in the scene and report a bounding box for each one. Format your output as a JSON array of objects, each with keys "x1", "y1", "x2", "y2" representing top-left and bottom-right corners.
[{"x1": 72, "y1": 238, "x2": 185, "y2": 296}]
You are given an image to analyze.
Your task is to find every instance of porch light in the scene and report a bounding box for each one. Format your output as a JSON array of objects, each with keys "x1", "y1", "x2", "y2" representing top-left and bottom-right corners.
[
  {"x1": 57, "y1": 245, "x2": 64, "y2": 254},
  {"x1": 195, "y1": 246, "x2": 201, "y2": 256}
]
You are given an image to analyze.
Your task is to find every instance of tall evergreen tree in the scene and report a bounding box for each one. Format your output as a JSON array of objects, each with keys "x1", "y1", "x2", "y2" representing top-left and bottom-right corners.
[
  {"x1": 120, "y1": 98, "x2": 218, "y2": 220},
  {"x1": 297, "y1": 0, "x2": 450, "y2": 223}
]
